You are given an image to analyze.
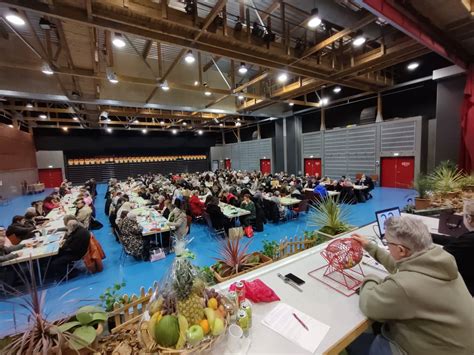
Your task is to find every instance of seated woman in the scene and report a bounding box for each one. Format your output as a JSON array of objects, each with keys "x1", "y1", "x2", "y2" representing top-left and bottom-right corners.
[
  {"x1": 48, "y1": 216, "x2": 90, "y2": 278},
  {"x1": 206, "y1": 197, "x2": 233, "y2": 234},
  {"x1": 350, "y1": 216, "x2": 474, "y2": 355},
  {"x1": 0, "y1": 226, "x2": 25, "y2": 287},
  {"x1": 23, "y1": 211, "x2": 37, "y2": 229},
  {"x1": 432, "y1": 200, "x2": 474, "y2": 296},
  {"x1": 6, "y1": 216, "x2": 36, "y2": 244},
  {"x1": 189, "y1": 191, "x2": 205, "y2": 217},
  {"x1": 120, "y1": 212, "x2": 149, "y2": 260},
  {"x1": 43, "y1": 195, "x2": 60, "y2": 215},
  {"x1": 240, "y1": 194, "x2": 256, "y2": 227}
]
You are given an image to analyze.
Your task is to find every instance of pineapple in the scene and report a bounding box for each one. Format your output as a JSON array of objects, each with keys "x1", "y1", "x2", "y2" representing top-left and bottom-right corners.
[{"x1": 173, "y1": 258, "x2": 204, "y2": 325}]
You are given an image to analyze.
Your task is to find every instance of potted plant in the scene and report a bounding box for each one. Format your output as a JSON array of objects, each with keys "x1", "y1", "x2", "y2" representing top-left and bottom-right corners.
[
  {"x1": 57, "y1": 306, "x2": 106, "y2": 353},
  {"x1": 309, "y1": 197, "x2": 355, "y2": 239},
  {"x1": 261, "y1": 240, "x2": 279, "y2": 259},
  {"x1": 210, "y1": 238, "x2": 272, "y2": 283},
  {"x1": 413, "y1": 173, "x2": 432, "y2": 210},
  {"x1": 99, "y1": 282, "x2": 127, "y2": 331},
  {"x1": 461, "y1": 174, "x2": 474, "y2": 192},
  {"x1": 429, "y1": 161, "x2": 464, "y2": 197}
]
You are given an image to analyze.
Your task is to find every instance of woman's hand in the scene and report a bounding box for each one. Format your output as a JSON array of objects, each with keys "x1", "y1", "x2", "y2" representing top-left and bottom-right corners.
[{"x1": 351, "y1": 233, "x2": 371, "y2": 248}]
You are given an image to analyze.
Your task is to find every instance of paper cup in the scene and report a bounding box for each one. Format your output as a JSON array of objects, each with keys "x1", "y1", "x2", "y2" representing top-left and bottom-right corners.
[{"x1": 227, "y1": 324, "x2": 244, "y2": 353}]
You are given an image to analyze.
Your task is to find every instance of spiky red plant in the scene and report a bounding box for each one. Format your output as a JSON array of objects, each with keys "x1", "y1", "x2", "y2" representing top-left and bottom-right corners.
[{"x1": 214, "y1": 238, "x2": 253, "y2": 277}]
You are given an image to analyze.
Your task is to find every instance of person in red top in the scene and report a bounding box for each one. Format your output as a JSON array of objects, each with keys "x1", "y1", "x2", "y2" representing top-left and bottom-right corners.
[
  {"x1": 189, "y1": 191, "x2": 205, "y2": 217},
  {"x1": 43, "y1": 195, "x2": 60, "y2": 214},
  {"x1": 222, "y1": 189, "x2": 239, "y2": 206}
]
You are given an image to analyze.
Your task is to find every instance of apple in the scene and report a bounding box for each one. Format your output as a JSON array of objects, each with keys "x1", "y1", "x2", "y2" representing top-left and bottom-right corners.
[
  {"x1": 186, "y1": 325, "x2": 204, "y2": 346},
  {"x1": 211, "y1": 317, "x2": 225, "y2": 336}
]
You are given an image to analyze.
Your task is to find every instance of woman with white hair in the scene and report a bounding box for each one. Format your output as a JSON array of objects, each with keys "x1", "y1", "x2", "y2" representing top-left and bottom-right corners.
[
  {"x1": 349, "y1": 215, "x2": 474, "y2": 355},
  {"x1": 432, "y1": 199, "x2": 474, "y2": 296},
  {"x1": 120, "y1": 211, "x2": 148, "y2": 260}
]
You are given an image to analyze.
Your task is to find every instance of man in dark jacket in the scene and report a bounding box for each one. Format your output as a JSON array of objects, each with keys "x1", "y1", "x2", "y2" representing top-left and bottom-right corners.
[
  {"x1": 48, "y1": 216, "x2": 90, "y2": 278},
  {"x1": 6, "y1": 215, "x2": 36, "y2": 244},
  {"x1": 432, "y1": 200, "x2": 474, "y2": 296},
  {"x1": 0, "y1": 226, "x2": 25, "y2": 286},
  {"x1": 206, "y1": 197, "x2": 233, "y2": 233}
]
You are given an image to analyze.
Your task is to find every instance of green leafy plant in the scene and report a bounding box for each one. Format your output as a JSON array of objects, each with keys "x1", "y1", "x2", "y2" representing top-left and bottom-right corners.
[
  {"x1": 304, "y1": 230, "x2": 332, "y2": 245},
  {"x1": 414, "y1": 173, "x2": 431, "y2": 199},
  {"x1": 429, "y1": 161, "x2": 464, "y2": 193},
  {"x1": 99, "y1": 282, "x2": 126, "y2": 312},
  {"x1": 261, "y1": 240, "x2": 279, "y2": 259},
  {"x1": 309, "y1": 197, "x2": 351, "y2": 236},
  {"x1": 198, "y1": 266, "x2": 216, "y2": 286},
  {"x1": 58, "y1": 305, "x2": 107, "y2": 351},
  {"x1": 461, "y1": 174, "x2": 474, "y2": 187}
]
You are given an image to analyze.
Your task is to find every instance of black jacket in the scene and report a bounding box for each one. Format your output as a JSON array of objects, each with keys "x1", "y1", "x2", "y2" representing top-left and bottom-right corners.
[
  {"x1": 6, "y1": 222, "x2": 35, "y2": 240},
  {"x1": 432, "y1": 231, "x2": 474, "y2": 296},
  {"x1": 206, "y1": 204, "x2": 227, "y2": 230},
  {"x1": 59, "y1": 226, "x2": 91, "y2": 260}
]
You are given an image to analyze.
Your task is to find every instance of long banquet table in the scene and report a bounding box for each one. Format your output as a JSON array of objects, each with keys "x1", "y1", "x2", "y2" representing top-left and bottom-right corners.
[{"x1": 212, "y1": 213, "x2": 443, "y2": 354}]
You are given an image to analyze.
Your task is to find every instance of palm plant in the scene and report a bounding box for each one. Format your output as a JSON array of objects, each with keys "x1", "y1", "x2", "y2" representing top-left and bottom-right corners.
[
  {"x1": 461, "y1": 174, "x2": 474, "y2": 188},
  {"x1": 309, "y1": 197, "x2": 351, "y2": 236},
  {"x1": 429, "y1": 161, "x2": 464, "y2": 193},
  {"x1": 414, "y1": 173, "x2": 431, "y2": 199},
  {"x1": 213, "y1": 238, "x2": 254, "y2": 277}
]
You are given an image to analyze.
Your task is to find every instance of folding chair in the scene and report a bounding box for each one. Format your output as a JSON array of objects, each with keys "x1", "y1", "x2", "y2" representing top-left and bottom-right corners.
[{"x1": 202, "y1": 212, "x2": 226, "y2": 239}]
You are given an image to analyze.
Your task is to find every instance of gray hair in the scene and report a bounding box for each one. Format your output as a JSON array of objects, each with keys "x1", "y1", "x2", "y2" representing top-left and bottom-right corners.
[
  {"x1": 384, "y1": 216, "x2": 432, "y2": 252},
  {"x1": 66, "y1": 219, "x2": 80, "y2": 233},
  {"x1": 127, "y1": 211, "x2": 138, "y2": 221}
]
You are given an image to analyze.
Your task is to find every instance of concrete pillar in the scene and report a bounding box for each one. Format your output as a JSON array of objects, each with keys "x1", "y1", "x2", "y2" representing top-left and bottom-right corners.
[
  {"x1": 375, "y1": 92, "x2": 383, "y2": 122},
  {"x1": 320, "y1": 107, "x2": 326, "y2": 131}
]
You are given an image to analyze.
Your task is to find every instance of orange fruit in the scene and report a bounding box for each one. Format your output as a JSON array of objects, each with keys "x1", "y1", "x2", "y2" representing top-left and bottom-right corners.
[{"x1": 200, "y1": 319, "x2": 210, "y2": 334}]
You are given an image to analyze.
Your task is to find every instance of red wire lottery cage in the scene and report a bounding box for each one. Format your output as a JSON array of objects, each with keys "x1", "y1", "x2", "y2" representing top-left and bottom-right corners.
[{"x1": 308, "y1": 238, "x2": 365, "y2": 297}]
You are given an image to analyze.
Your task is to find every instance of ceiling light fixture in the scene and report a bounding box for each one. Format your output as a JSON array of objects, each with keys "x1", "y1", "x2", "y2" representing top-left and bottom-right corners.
[
  {"x1": 184, "y1": 50, "x2": 195, "y2": 64},
  {"x1": 72, "y1": 116, "x2": 79, "y2": 121},
  {"x1": 204, "y1": 90, "x2": 212, "y2": 96},
  {"x1": 333, "y1": 86, "x2": 342, "y2": 93},
  {"x1": 353, "y1": 31, "x2": 366, "y2": 47},
  {"x1": 133, "y1": 119, "x2": 139, "y2": 124},
  {"x1": 307, "y1": 8, "x2": 321, "y2": 29},
  {"x1": 142, "y1": 128, "x2": 148, "y2": 134},
  {"x1": 39, "y1": 17, "x2": 53, "y2": 30},
  {"x1": 407, "y1": 62, "x2": 419, "y2": 71},
  {"x1": 62, "y1": 127, "x2": 68, "y2": 132},
  {"x1": 235, "y1": 121, "x2": 241, "y2": 127},
  {"x1": 238, "y1": 62, "x2": 248, "y2": 75},
  {"x1": 161, "y1": 80, "x2": 170, "y2": 91},
  {"x1": 39, "y1": 114, "x2": 47, "y2": 119},
  {"x1": 172, "y1": 128, "x2": 178, "y2": 134},
  {"x1": 8, "y1": 124, "x2": 13, "y2": 128},
  {"x1": 41, "y1": 63, "x2": 54, "y2": 75},
  {"x1": 194, "y1": 80, "x2": 199, "y2": 86},
  {"x1": 289, "y1": 102, "x2": 294, "y2": 106},
  {"x1": 5, "y1": 9, "x2": 25, "y2": 26},
  {"x1": 277, "y1": 73, "x2": 288, "y2": 83},
  {"x1": 160, "y1": 120, "x2": 165, "y2": 125},
  {"x1": 106, "y1": 127, "x2": 113, "y2": 133},
  {"x1": 106, "y1": 68, "x2": 119, "y2": 84},
  {"x1": 238, "y1": 94, "x2": 245, "y2": 100},
  {"x1": 197, "y1": 129, "x2": 203, "y2": 135},
  {"x1": 112, "y1": 33, "x2": 126, "y2": 48},
  {"x1": 182, "y1": 122, "x2": 187, "y2": 126},
  {"x1": 320, "y1": 97, "x2": 329, "y2": 106},
  {"x1": 219, "y1": 123, "x2": 224, "y2": 127},
  {"x1": 26, "y1": 103, "x2": 33, "y2": 108}
]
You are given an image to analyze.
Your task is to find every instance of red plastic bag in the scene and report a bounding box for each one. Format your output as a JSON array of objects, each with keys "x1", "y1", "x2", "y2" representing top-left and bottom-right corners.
[
  {"x1": 244, "y1": 225, "x2": 254, "y2": 238},
  {"x1": 229, "y1": 279, "x2": 280, "y2": 303}
]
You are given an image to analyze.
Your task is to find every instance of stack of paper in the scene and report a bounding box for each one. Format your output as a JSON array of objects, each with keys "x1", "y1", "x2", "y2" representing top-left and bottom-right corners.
[{"x1": 261, "y1": 302, "x2": 330, "y2": 353}]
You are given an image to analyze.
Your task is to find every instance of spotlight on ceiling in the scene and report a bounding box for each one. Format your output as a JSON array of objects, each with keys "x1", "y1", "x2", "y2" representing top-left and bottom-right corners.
[
  {"x1": 39, "y1": 114, "x2": 47, "y2": 119},
  {"x1": 352, "y1": 31, "x2": 366, "y2": 47},
  {"x1": 172, "y1": 128, "x2": 178, "y2": 134},
  {"x1": 184, "y1": 50, "x2": 195, "y2": 64},
  {"x1": 72, "y1": 116, "x2": 79, "y2": 121},
  {"x1": 238, "y1": 62, "x2": 248, "y2": 75},
  {"x1": 307, "y1": 8, "x2": 321, "y2": 28},
  {"x1": 41, "y1": 63, "x2": 54, "y2": 75},
  {"x1": 161, "y1": 80, "x2": 170, "y2": 91},
  {"x1": 320, "y1": 97, "x2": 329, "y2": 106},
  {"x1": 277, "y1": 73, "x2": 288, "y2": 83},
  {"x1": 289, "y1": 102, "x2": 294, "y2": 106},
  {"x1": 106, "y1": 127, "x2": 113, "y2": 133},
  {"x1": 204, "y1": 90, "x2": 212, "y2": 96},
  {"x1": 100, "y1": 111, "x2": 109, "y2": 121},
  {"x1": 142, "y1": 128, "x2": 148, "y2": 134},
  {"x1": 5, "y1": 9, "x2": 25, "y2": 26},
  {"x1": 197, "y1": 129, "x2": 203, "y2": 135},
  {"x1": 8, "y1": 124, "x2": 13, "y2": 128},
  {"x1": 133, "y1": 119, "x2": 139, "y2": 124},
  {"x1": 39, "y1": 17, "x2": 53, "y2": 30},
  {"x1": 194, "y1": 80, "x2": 199, "y2": 86},
  {"x1": 183, "y1": 122, "x2": 187, "y2": 126},
  {"x1": 219, "y1": 123, "x2": 224, "y2": 127},
  {"x1": 62, "y1": 127, "x2": 68, "y2": 132},
  {"x1": 160, "y1": 120, "x2": 165, "y2": 125},
  {"x1": 235, "y1": 121, "x2": 241, "y2": 127},
  {"x1": 238, "y1": 93, "x2": 245, "y2": 100},
  {"x1": 106, "y1": 67, "x2": 118, "y2": 84},
  {"x1": 26, "y1": 103, "x2": 33, "y2": 108},
  {"x1": 333, "y1": 86, "x2": 342, "y2": 94},
  {"x1": 112, "y1": 33, "x2": 126, "y2": 48},
  {"x1": 407, "y1": 62, "x2": 419, "y2": 71}
]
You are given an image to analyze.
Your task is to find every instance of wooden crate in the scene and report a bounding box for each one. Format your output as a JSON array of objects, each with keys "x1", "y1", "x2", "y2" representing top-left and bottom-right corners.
[{"x1": 108, "y1": 281, "x2": 158, "y2": 334}]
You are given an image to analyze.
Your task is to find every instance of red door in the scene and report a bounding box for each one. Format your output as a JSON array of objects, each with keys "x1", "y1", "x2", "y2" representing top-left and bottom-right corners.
[
  {"x1": 304, "y1": 158, "x2": 322, "y2": 177},
  {"x1": 381, "y1": 157, "x2": 415, "y2": 188},
  {"x1": 224, "y1": 159, "x2": 231, "y2": 170},
  {"x1": 260, "y1": 159, "x2": 271, "y2": 174},
  {"x1": 38, "y1": 168, "x2": 63, "y2": 188}
]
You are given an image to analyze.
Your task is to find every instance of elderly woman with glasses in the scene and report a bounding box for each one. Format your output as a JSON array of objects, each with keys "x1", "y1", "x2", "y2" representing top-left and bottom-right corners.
[{"x1": 349, "y1": 215, "x2": 474, "y2": 355}]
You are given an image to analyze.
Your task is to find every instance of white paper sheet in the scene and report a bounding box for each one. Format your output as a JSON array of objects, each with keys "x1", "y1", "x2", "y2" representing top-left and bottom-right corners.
[{"x1": 261, "y1": 302, "x2": 330, "y2": 354}]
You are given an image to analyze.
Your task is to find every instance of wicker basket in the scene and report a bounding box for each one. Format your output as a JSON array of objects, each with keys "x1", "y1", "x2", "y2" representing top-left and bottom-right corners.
[{"x1": 140, "y1": 317, "x2": 228, "y2": 354}]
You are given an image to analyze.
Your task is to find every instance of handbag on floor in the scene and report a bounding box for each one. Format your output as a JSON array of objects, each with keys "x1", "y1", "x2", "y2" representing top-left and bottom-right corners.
[
  {"x1": 90, "y1": 217, "x2": 103, "y2": 230},
  {"x1": 244, "y1": 225, "x2": 254, "y2": 238},
  {"x1": 228, "y1": 226, "x2": 244, "y2": 240},
  {"x1": 150, "y1": 248, "x2": 166, "y2": 262}
]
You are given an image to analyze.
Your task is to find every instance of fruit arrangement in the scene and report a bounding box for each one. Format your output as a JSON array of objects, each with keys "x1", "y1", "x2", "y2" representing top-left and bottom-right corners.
[{"x1": 141, "y1": 258, "x2": 229, "y2": 352}]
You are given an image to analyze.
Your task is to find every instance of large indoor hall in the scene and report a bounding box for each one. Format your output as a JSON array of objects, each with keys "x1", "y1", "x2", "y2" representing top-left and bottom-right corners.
[{"x1": 0, "y1": 1, "x2": 473, "y2": 354}]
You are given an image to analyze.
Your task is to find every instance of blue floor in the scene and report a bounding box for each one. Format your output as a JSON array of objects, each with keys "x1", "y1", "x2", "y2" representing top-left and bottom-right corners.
[{"x1": 0, "y1": 184, "x2": 417, "y2": 336}]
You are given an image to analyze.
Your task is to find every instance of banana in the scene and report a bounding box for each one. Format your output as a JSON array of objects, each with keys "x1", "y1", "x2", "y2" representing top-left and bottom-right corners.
[
  {"x1": 148, "y1": 311, "x2": 162, "y2": 341},
  {"x1": 149, "y1": 296, "x2": 164, "y2": 316},
  {"x1": 175, "y1": 314, "x2": 189, "y2": 350}
]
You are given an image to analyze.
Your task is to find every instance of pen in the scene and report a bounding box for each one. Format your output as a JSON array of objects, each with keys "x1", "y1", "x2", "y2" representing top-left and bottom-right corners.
[{"x1": 292, "y1": 313, "x2": 309, "y2": 331}]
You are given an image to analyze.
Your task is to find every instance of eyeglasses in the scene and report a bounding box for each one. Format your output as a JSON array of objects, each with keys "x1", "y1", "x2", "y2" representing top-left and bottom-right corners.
[{"x1": 386, "y1": 240, "x2": 411, "y2": 250}]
